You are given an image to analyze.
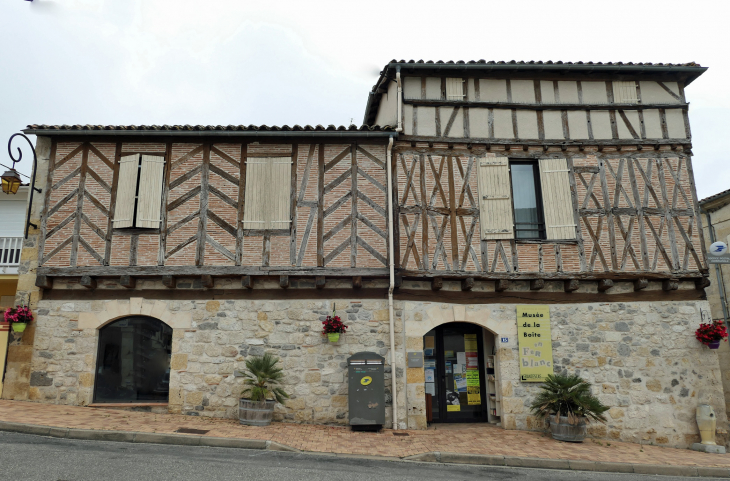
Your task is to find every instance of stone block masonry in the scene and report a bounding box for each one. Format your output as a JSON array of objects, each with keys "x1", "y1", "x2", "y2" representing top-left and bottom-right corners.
[
  {"x1": 21, "y1": 294, "x2": 727, "y2": 449},
  {"x1": 25, "y1": 297, "x2": 407, "y2": 428},
  {"x1": 402, "y1": 299, "x2": 727, "y2": 448}
]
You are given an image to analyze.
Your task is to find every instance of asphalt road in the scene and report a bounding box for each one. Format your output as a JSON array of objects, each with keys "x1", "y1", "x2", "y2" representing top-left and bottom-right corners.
[{"x1": 0, "y1": 431, "x2": 712, "y2": 481}]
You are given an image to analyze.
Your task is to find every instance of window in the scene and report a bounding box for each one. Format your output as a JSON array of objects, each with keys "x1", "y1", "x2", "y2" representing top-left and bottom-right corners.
[
  {"x1": 243, "y1": 157, "x2": 292, "y2": 230},
  {"x1": 93, "y1": 316, "x2": 172, "y2": 403},
  {"x1": 445, "y1": 78, "x2": 465, "y2": 100},
  {"x1": 113, "y1": 154, "x2": 165, "y2": 229},
  {"x1": 510, "y1": 162, "x2": 545, "y2": 239},
  {"x1": 477, "y1": 156, "x2": 576, "y2": 241}
]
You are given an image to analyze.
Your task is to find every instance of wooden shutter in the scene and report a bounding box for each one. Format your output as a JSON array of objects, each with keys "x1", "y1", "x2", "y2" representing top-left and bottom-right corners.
[
  {"x1": 613, "y1": 81, "x2": 638, "y2": 103},
  {"x1": 135, "y1": 155, "x2": 165, "y2": 229},
  {"x1": 243, "y1": 157, "x2": 292, "y2": 230},
  {"x1": 477, "y1": 156, "x2": 514, "y2": 240},
  {"x1": 538, "y1": 158, "x2": 576, "y2": 240},
  {"x1": 268, "y1": 157, "x2": 292, "y2": 229},
  {"x1": 445, "y1": 78, "x2": 465, "y2": 100},
  {"x1": 113, "y1": 154, "x2": 139, "y2": 228}
]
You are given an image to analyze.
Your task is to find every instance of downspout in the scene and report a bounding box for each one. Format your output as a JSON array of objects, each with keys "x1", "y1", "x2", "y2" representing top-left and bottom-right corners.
[
  {"x1": 703, "y1": 209, "x2": 730, "y2": 324},
  {"x1": 395, "y1": 66, "x2": 403, "y2": 133},
  {"x1": 386, "y1": 135, "x2": 398, "y2": 429}
]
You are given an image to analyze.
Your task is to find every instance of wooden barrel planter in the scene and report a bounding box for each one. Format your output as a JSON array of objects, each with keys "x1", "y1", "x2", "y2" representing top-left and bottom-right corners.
[
  {"x1": 548, "y1": 415, "x2": 587, "y2": 442},
  {"x1": 239, "y1": 399, "x2": 276, "y2": 426}
]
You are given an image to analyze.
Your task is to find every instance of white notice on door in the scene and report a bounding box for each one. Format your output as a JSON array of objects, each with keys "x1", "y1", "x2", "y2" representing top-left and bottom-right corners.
[{"x1": 456, "y1": 352, "x2": 466, "y2": 366}]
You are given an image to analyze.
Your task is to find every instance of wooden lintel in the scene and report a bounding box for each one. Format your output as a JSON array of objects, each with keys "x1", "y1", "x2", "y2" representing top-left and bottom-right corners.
[
  {"x1": 564, "y1": 279, "x2": 579, "y2": 293},
  {"x1": 432, "y1": 277, "x2": 443, "y2": 291},
  {"x1": 162, "y1": 275, "x2": 176, "y2": 289},
  {"x1": 634, "y1": 278, "x2": 649, "y2": 291},
  {"x1": 201, "y1": 275, "x2": 214, "y2": 289},
  {"x1": 461, "y1": 277, "x2": 475, "y2": 291},
  {"x1": 279, "y1": 275, "x2": 289, "y2": 289},
  {"x1": 352, "y1": 276, "x2": 362, "y2": 289},
  {"x1": 530, "y1": 279, "x2": 545, "y2": 291},
  {"x1": 662, "y1": 279, "x2": 679, "y2": 291},
  {"x1": 402, "y1": 98, "x2": 690, "y2": 111},
  {"x1": 495, "y1": 279, "x2": 510, "y2": 292},
  {"x1": 695, "y1": 277, "x2": 711, "y2": 290},
  {"x1": 119, "y1": 275, "x2": 136, "y2": 289},
  {"x1": 315, "y1": 276, "x2": 326, "y2": 289},
  {"x1": 597, "y1": 279, "x2": 614, "y2": 292},
  {"x1": 241, "y1": 275, "x2": 254, "y2": 289},
  {"x1": 35, "y1": 275, "x2": 52, "y2": 289},
  {"x1": 79, "y1": 276, "x2": 97, "y2": 289}
]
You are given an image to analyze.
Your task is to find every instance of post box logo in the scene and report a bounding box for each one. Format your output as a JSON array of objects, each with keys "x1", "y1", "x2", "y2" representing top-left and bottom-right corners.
[
  {"x1": 710, "y1": 242, "x2": 728, "y2": 256},
  {"x1": 361, "y1": 376, "x2": 372, "y2": 386}
]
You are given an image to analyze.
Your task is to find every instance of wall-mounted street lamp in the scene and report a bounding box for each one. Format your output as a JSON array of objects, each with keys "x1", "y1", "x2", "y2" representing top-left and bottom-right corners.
[{"x1": 2, "y1": 133, "x2": 42, "y2": 238}]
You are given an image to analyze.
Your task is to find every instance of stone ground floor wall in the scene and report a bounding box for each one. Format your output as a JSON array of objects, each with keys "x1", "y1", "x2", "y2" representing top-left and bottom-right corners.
[
  {"x1": 403, "y1": 299, "x2": 728, "y2": 448},
  {"x1": 25, "y1": 297, "x2": 407, "y2": 427},
  {"x1": 22, "y1": 295, "x2": 728, "y2": 449}
]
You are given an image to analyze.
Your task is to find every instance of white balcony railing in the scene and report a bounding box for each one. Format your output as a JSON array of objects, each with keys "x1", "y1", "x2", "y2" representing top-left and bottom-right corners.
[{"x1": 0, "y1": 237, "x2": 23, "y2": 268}]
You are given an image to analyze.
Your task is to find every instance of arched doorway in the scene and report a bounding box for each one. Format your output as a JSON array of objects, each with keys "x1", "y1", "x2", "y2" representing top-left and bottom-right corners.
[
  {"x1": 423, "y1": 323, "x2": 496, "y2": 423},
  {"x1": 93, "y1": 316, "x2": 172, "y2": 403}
]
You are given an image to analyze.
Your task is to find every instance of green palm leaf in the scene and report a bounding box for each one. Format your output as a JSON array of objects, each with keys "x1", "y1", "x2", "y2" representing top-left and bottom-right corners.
[
  {"x1": 529, "y1": 373, "x2": 609, "y2": 424},
  {"x1": 239, "y1": 353, "x2": 290, "y2": 404}
]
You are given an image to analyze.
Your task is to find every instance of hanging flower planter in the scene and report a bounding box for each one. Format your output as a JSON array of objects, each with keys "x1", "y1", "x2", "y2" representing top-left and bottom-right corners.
[
  {"x1": 695, "y1": 320, "x2": 728, "y2": 349},
  {"x1": 11, "y1": 322, "x2": 28, "y2": 333},
  {"x1": 4, "y1": 304, "x2": 33, "y2": 335},
  {"x1": 322, "y1": 304, "x2": 347, "y2": 343}
]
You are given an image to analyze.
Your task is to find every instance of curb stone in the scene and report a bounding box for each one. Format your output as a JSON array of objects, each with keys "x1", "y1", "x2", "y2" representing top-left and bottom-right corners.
[
  {"x1": 403, "y1": 451, "x2": 730, "y2": 478},
  {"x1": 0, "y1": 421, "x2": 288, "y2": 452},
  {"x1": 2, "y1": 421, "x2": 729, "y2": 477}
]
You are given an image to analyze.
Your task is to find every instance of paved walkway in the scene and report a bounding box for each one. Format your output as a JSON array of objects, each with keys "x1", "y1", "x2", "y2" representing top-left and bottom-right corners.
[{"x1": 1, "y1": 400, "x2": 729, "y2": 467}]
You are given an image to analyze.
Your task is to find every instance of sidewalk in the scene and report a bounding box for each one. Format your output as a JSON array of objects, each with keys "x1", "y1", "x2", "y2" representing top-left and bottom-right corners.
[{"x1": 1, "y1": 400, "x2": 729, "y2": 475}]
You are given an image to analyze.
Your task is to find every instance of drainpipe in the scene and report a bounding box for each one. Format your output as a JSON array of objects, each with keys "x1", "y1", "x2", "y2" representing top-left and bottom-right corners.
[
  {"x1": 395, "y1": 67, "x2": 403, "y2": 133},
  {"x1": 386, "y1": 136, "x2": 398, "y2": 429},
  {"x1": 703, "y1": 210, "x2": 730, "y2": 325}
]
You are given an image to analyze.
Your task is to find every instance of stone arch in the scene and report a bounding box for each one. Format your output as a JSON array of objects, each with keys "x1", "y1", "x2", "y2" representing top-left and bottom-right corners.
[
  {"x1": 403, "y1": 302, "x2": 520, "y2": 430},
  {"x1": 78, "y1": 298, "x2": 192, "y2": 330}
]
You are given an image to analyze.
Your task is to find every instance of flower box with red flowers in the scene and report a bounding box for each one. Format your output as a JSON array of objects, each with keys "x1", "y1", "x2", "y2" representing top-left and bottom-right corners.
[
  {"x1": 4, "y1": 304, "x2": 34, "y2": 333},
  {"x1": 695, "y1": 319, "x2": 728, "y2": 349}
]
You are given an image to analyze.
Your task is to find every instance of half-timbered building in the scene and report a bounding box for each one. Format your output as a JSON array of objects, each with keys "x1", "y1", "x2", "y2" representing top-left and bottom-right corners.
[{"x1": 3, "y1": 59, "x2": 725, "y2": 449}]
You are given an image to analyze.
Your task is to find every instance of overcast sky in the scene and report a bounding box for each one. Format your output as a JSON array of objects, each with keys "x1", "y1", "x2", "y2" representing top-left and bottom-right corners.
[{"x1": 1, "y1": 0, "x2": 728, "y2": 199}]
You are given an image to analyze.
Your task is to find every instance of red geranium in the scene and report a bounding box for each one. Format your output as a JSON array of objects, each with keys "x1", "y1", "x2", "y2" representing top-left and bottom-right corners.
[
  {"x1": 322, "y1": 311, "x2": 348, "y2": 335},
  {"x1": 3, "y1": 304, "x2": 33, "y2": 324},
  {"x1": 695, "y1": 320, "x2": 728, "y2": 345}
]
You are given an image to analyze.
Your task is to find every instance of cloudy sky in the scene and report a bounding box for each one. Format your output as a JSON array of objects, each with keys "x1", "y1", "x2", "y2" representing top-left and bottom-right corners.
[{"x1": 1, "y1": 0, "x2": 728, "y2": 198}]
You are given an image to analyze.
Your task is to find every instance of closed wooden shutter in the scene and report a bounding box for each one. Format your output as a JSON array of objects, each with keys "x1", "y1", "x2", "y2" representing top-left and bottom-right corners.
[
  {"x1": 135, "y1": 155, "x2": 165, "y2": 228},
  {"x1": 243, "y1": 157, "x2": 292, "y2": 230},
  {"x1": 445, "y1": 78, "x2": 465, "y2": 100},
  {"x1": 268, "y1": 157, "x2": 292, "y2": 229},
  {"x1": 613, "y1": 81, "x2": 638, "y2": 103},
  {"x1": 113, "y1": 154, "x2": 140, "y2": 228},
  {"x1": 477, "y1": 156, "x2": 514, "y2": 240},
  {"x1": 538, "y1": 158, "x2": 576, "y2": 240}
]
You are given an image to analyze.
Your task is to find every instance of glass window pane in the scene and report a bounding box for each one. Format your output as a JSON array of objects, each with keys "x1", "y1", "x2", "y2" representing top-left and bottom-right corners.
[
  {"x1": 94, "y1": 316, "x2": 172, "y2": 403},
  {"x1": 510, "y1": 163, "x2": 542, "y2": 239}
]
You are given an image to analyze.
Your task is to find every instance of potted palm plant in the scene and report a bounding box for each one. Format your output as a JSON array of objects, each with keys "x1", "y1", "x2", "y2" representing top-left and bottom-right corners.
[
  {"x1": 529, "y1": 373, "x2": 609, "y2": 442},
  {"x1": 239, "y1": 353, "x2": 289, "y2": 426}
]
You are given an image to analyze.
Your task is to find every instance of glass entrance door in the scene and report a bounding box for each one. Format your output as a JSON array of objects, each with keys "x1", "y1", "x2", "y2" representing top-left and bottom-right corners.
[{"x1": 424, "y1": 323, "x2": 487, "y2": 423}]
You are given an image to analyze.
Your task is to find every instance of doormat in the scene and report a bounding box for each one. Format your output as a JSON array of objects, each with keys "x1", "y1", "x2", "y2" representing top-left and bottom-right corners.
[
  {"x1": 176, "y1": 428, "x2": 210, "y2": 435},
  {"x1": 393, "y1": 432, "x2": 409, "y2": 436}
]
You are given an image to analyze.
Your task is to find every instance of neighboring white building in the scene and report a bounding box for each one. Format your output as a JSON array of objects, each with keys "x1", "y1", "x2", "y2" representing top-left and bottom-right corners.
[{"x1": 1, "y1": 184, "x2": 27, "y2": 275}]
